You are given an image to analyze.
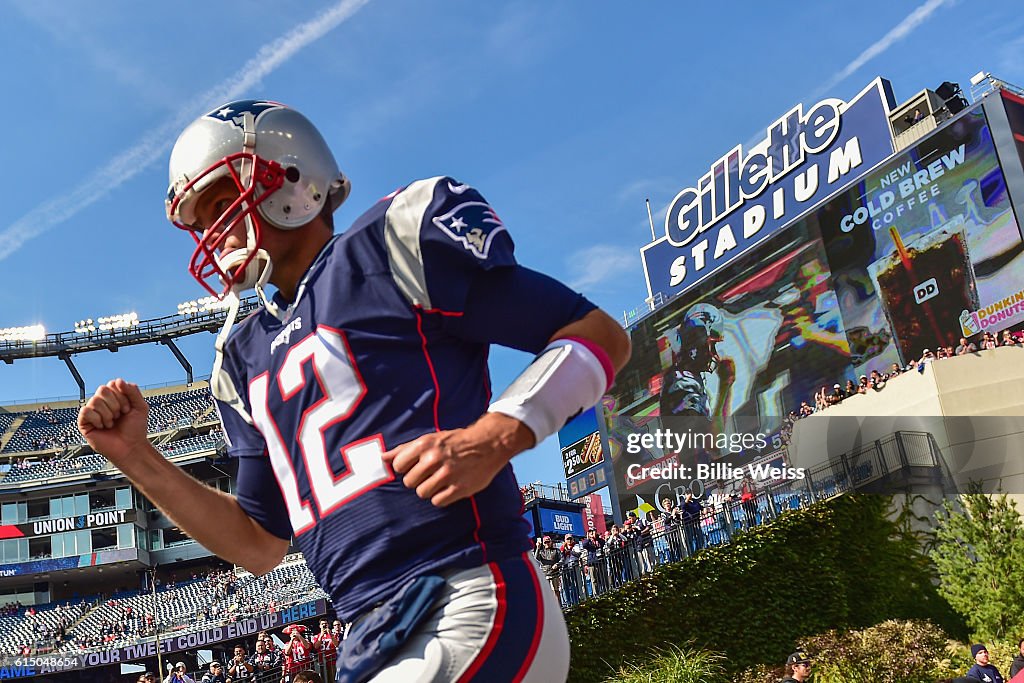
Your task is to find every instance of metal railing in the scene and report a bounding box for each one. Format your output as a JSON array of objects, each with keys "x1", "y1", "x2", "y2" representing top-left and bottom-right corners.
[
  {"x1": 621, "y1": 291, "x2": 667, "y2": 328},
  {"x1": 520, "y1": 482, "x2": 574, "y2": 503},
  {"x1": 547, "y1": 431, "x2": 944, "y2": 609}
]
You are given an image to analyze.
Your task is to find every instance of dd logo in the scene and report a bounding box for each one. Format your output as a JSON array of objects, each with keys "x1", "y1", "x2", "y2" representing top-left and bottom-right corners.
[{"x1": 914, "y1": 278, "x2": 939, "y2": 304}]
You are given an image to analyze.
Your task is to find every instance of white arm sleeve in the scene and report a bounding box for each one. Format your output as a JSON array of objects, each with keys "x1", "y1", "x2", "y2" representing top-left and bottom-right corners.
[{"x1": 487, "y1": 338, "x2": 611, "y2": 444}]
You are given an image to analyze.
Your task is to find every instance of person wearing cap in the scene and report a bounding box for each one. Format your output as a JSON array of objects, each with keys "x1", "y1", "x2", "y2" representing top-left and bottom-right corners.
[
  {"x1": 559, "y1": 534, "x2": 583, "y2": 605},
  {"x1": 200, "y1": 661, "x2": 227, "y2": 683},
  {"x1": 534, "y1": 536, "x2": 564, "y2": 607},
  {"x1": 164, "y1": 662, "x2": 196, "y2": 683},
  {"x1": 966, "y1": 643, "x2": 1004, "y2": 683},
  {"x1": 282, "y1": 625, "x2": 313, "y2": 682},
  {"x1": 781, "y1": 651, "x2": 812, "y2": 683},
  {"x1": 917, "y1": 348, "x2": 936, "y2": 373}
]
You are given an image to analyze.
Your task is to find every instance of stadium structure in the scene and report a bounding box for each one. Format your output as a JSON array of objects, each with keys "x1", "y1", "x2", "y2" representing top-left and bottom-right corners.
[
  {"x1": 0, "y1": 297, "x2": 336, "y2": 681},
  {"x1": 559, "y1": 72, "x2": 1024, "y2": 522},
  {"x1": 2, "y1": 72, "x2": 1024, "y2": 681}
]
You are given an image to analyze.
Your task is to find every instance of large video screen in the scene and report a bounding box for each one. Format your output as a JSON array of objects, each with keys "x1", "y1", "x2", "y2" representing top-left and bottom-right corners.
[
  {"x1": 817, "y1": 107, "x2": 1024, "y2": 370},
  {"x1": 605, "y1": 220, "x2": 850, "y2": 515},
  {"x1": 1001, "y1": 90, "x2": 1024, "y2": 180}
]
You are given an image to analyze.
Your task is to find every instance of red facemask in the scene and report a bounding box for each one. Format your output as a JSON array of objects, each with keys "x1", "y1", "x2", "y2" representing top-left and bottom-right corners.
[{"x1": 167, "y1": 152, "x2": 285, "y2": 298}]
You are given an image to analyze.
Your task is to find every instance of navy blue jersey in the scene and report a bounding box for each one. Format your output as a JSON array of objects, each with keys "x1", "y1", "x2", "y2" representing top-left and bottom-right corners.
[
  {"x1": 659, "y1": 368, "x2": 710, "y2": 418},
  {"x1": 216, "y1": 176, "x2": 594, "y2": 619}
]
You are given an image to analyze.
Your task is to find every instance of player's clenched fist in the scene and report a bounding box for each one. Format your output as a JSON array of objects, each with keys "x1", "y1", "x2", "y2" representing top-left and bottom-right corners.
[{"x1": 77, "y1": 379, "x2": 151, "y2": 464}]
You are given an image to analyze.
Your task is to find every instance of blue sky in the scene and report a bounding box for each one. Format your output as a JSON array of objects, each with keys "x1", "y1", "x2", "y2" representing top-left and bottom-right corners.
[{"x1": 0, "y1": 0, "x2": 1022, "y2": 490}]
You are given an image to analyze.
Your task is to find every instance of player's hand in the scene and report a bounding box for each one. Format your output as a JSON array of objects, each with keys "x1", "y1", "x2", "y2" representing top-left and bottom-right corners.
[
  {"x1": 382, "y1": 413, "x2": 534, "y2": 507},
  {"x1": 77, "y1": 379, "x2": 151, "y2": 465},
  {"x1": 716, "y1": 356, "x2": 736, "y2": 386}
]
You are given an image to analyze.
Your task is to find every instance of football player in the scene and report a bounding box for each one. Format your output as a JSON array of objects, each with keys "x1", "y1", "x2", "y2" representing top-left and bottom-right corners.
[
  {"x1": 659, "y1": 303, "x2": 733, "y2": 420},
  {"x1": 78, "y1": 100, "x2": 630, "y2": 682}
]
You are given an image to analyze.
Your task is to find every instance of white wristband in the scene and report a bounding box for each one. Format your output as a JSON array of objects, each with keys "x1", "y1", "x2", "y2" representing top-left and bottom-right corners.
[{"x1": 488, "y1": 338, "x2": 612, "y2": 444}]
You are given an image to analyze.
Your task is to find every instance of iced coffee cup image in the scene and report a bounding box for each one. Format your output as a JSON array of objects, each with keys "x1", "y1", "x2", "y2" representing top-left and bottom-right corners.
[{"x1": 868, "y1": 220, "x2": 979, "y2": 365}]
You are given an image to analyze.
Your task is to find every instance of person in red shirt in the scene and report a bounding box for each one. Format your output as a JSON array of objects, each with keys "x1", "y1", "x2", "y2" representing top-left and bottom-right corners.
[
  {"x1": 311, "y1": 618, "x2": 339, "y2": 681},
  {"x1": 281, "y1": 625, "x2": 313, "y2": 683},
  {"x1": 740, "y1": 474, "x2": 758, "y2": 530}
]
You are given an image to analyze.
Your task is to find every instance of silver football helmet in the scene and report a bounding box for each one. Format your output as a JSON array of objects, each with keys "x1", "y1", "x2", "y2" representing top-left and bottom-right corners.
[{"x1": 165, "y1": 100, "x2": 351, "y2": 298}]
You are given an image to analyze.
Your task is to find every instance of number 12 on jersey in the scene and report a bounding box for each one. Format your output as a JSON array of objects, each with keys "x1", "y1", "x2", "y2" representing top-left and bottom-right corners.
[{"x1": 248, "y1": 325, "x2": 393, "y2": 535}]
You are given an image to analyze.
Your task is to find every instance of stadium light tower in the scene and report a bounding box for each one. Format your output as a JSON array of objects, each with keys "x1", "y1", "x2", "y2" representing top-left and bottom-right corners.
[{"x1": 0, "y1": 324, "x2": 46, "y2": 342}]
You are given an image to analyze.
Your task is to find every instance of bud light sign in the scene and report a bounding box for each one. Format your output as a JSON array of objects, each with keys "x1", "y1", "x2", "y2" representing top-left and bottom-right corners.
[
  {"x1": 642, "y1": 78, "x2": 896, "y2": 301},
  {"x1": 537, "y1": 507, "x2": 585, "y2": 536}
]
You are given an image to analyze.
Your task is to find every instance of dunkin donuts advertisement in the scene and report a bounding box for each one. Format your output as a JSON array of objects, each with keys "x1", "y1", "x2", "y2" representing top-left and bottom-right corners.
[{"x1": 817, "y1": 106, "x2": 1024, "y2": 369}]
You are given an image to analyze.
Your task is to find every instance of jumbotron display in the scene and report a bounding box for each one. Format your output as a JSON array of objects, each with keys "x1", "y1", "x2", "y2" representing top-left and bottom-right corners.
[{"x1": 596, "y1": 78, "x2": 1024, "y2": 518}]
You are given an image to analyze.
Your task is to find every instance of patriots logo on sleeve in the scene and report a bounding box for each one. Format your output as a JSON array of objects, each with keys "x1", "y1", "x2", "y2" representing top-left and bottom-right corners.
[
  {"x1": 205, "y1": 100, "x2": 284, "y2": 129},
  {"x1": 431, "y1": 201, "x2": 507, "y2": 259}
]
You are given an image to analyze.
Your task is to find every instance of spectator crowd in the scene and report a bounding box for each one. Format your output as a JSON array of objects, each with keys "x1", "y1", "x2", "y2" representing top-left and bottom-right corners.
[
  {"x1": 789, "y1": 328, "x2": 1023, "y2": 421},
  {"x1": 141, "y1": 620, "x2": 343, "y2": 683}
]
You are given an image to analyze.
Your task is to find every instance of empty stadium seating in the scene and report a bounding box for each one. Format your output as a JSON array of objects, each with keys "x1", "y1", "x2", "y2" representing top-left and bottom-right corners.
[
  {"x1": 0, "y1": 385, "x2": 215, "y2": 457},
  {"x1": 0, "y1": 383, "x2": 221, "y2": 486}
]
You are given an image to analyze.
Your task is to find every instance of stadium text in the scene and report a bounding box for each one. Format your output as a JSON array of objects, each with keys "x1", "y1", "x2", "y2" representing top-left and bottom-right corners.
[
  {"x1": 838, "y1": 144, "x2": 966, "y2": 232},
  {"x1": 32, "y1": 510, "x2": 128, "y2": 535},
  {"x1": 642, "y1": 78, "x2": 896, "y2": 299},
  {"x1": 0, "y1": 599, "x2": 327, "y2": 675},
  {"x1": 666, "y1": 98, "x2": 843, "y2": 249}
]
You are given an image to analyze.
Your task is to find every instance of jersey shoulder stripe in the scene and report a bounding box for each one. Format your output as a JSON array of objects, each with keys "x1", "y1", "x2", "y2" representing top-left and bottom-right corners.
[{"x1": 383, "y1": 176, "x2": 446, "y2": 308}]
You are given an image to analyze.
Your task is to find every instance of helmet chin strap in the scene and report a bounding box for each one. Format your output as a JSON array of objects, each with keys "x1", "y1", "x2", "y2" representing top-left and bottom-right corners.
[
  {"x1": 208, "y1": 215, "x2": 276, "y2": 423},
  {"x1": 210, "y1": 288, "x2": 249, "y2": 423}
]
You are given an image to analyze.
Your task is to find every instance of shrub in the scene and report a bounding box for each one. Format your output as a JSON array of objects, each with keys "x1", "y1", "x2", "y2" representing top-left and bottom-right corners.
[
  {"x1": 602, "y1": 644, "x2": 728, "y2": 683},
  {"x1": 806, "y1": 619, "x2": 951, "y2": 683},
  {"x1": 566, "y1": 495, "x2": 964, "y2": 682}
]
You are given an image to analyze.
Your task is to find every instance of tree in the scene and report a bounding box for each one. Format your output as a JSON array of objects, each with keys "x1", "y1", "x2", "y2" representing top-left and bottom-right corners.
[{"x1": 930, "y1": 488, "x2": 1024, "y2": 641}]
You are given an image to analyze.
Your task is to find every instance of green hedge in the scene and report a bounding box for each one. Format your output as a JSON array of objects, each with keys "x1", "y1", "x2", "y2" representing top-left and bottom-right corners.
[{"x1": 565, "y1": 495, "x2": 964, "y2": 683}]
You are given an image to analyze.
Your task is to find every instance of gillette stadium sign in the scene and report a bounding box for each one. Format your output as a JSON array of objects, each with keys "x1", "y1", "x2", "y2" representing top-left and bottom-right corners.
[{"x1": 641, "y1": 78, "x2": 896, "y2": 300}]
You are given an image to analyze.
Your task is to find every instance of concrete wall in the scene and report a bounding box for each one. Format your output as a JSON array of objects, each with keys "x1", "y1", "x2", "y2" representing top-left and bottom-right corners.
[{"x1": 789, "y1": 346, "x2": 1024, "y2": 508}]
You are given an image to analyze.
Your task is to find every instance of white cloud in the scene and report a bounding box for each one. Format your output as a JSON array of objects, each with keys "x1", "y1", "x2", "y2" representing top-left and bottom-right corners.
[
  {"x1": 0, "y1": 0, "x2": 373, "y2": 262},
  {"x1": 814, "y1": 0, "x2": 954, "y2": 98},
  {"x1": 567, "y1": 244, "x2": 639, "y2": 292}
]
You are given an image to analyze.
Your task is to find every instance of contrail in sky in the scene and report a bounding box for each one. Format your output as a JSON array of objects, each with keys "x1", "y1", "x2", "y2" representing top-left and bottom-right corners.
[
  {"x1": 814, "y1": 0, "x2": 954, "y2": 98},
  {"x1": 0, "y1": 0, "x2": 371, "y2": 262},
  {"x1": 738, "y1": 0, "x2": 953, "y2": 158}
]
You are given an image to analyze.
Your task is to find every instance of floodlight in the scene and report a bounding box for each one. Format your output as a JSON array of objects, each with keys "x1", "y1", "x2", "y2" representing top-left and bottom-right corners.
[
  {"x1": 97, "y1": 312, "x2": 140, "y2": 331},
  {"x1": 0, "y1": 324, "x2": 46, "y2": 342}
]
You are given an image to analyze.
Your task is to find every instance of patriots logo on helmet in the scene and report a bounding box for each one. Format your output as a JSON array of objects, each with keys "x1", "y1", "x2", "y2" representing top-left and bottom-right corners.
[
  {"x1": 432, "y1": 201, "x2": 506, "y2": 259},
  {"x1": 205, "y1": 100, "x2": 285, "y2": 130}
]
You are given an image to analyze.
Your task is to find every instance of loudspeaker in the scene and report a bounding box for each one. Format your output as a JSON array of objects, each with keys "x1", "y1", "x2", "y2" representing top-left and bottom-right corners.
[
  {"x1": 947, "y1": 95, "x2": 968, "y2": 115},
  {"x1": 935, "y1": 81, "x2": 959, "y2": 100}
]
